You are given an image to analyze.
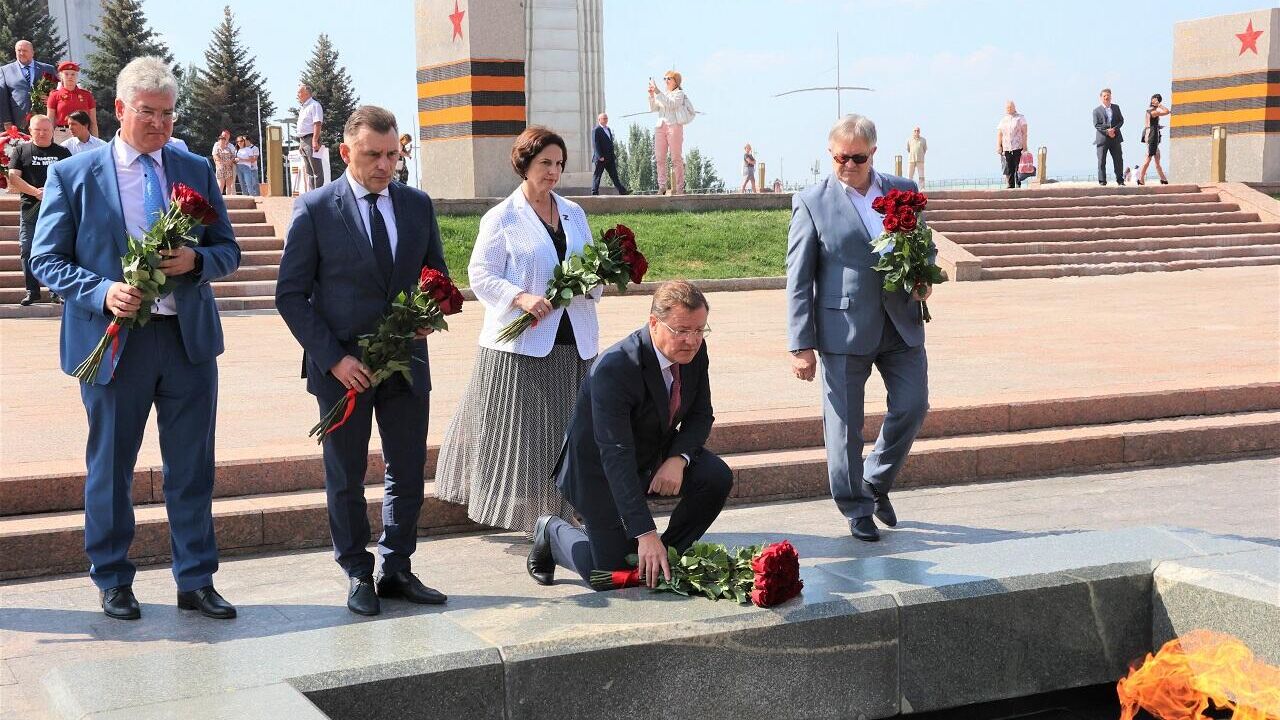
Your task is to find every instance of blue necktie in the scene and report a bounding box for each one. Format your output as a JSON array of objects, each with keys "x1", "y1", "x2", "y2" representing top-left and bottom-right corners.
[
  {"x1": 22, "y1": 65, "x2": 31, "y2": 87},
  {"x1": 138, "y1": 153, "x2": 165, "y2": 230}
]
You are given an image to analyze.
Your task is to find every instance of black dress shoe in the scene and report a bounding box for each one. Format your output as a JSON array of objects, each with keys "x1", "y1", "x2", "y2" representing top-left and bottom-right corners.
[
  {"x1": 850, "y1": 516, "x2": 881, "y2": 542},
  {"x1": 375, "y1": 570, "x2": 447, "y2": 605},
  {"x1": 177, "y1": 585, "x2": 236, "y2": 619},
  {"x1": 100, "y1": 585, "x2": 141, "y2": 620},
  {"x1": 18, "y1": 292, "x2": 38, "y2": 306},
  {"x1": 347, "y1": 575, "x2": 380, "y2": 616},
  {"x1": 527, "y1": 515, "x2": 556, "y2": 586},
  {"x1": 870, "y1": 490, "x2": 898, "y2": 528}
]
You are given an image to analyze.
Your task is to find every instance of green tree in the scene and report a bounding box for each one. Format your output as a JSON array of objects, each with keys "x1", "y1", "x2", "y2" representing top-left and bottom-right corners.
[
  {"x1": 299, "y1": 33, "x2": 359, "y2": 175},
  {"x1": 619, "y1": 123, "x2": 656, "y2": 194},
  {"x1": 0, "y1": 0, "x2": 66, "y2": 65},
  {"x1": 683, "y1": 147, "x2": 724, "y2": 193},
  {"x1": 186, "y1": 6, "x2": 275, "y2": 157},
  {"x1": 83, "y1": 0, "x2": 174, "y2": 139},
  {"x1": 172, "y1": 62, "x2": 200, "y2": 146}
]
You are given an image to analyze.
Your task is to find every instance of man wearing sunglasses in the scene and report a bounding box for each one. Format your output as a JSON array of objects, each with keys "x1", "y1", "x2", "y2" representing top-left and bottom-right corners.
[{"x1": 785, "y1": 114, "x2": 933, "y2": 543}]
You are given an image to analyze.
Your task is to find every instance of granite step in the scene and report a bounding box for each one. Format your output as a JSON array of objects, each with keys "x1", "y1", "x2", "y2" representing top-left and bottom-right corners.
[
  {"x1": 924, "y1": 201, "x2": 1240, "y2": 222},
  {"x1": 4, "y1": 383, "x2": 1273, "y2": 517},
  {"x1": 977, "y1": 243, "x2": 1280, "y2": 268},
  {"x1": 924, "y1": 184, "x2": 1201, "y2": 201},
  {"x1": 930, "y1": 211, "x2": 1259, "y2": 233},
  {"x1": 980, "y1": 254, "x2": 1280, "y2": 279},
  {"x1": 944, "y1": 221, "x2": 1280, "y2": 245},
  {"x1": 925, "y1": 192, "x2": 1220, "y2": 211},
  {"x1": 1, "y1": 409, "x2": 1276, "y2": 580},
  {"x1": 963, "y1": 232, "x2": 1280, "y2": 257}
]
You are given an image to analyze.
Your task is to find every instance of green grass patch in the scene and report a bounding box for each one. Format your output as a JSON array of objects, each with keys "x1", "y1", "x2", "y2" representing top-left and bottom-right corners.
[{"x1": 437, "y1": 210, "x2": 792, "y2": 287}]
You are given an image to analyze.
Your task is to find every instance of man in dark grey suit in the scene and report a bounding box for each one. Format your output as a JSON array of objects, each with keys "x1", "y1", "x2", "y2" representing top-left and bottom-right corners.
[
  {"x1": 1093, "y1": 88, "x2": 1125, "y2": 186},
  {"x1": 0, "y1": 39, "x2": 57, "y2": 132},
  {"x1": 528, "y1": 281, "x2": 731, "y2": 588},
  {"x1": 276, "y1": 105, "x2": 449, "y2": 616},
  {"x1": 591, "y1": 112, "x2": 627, "y2": 195},
  {"x1": 786, "y1": 114, "x2": 934, "y2": 543}
]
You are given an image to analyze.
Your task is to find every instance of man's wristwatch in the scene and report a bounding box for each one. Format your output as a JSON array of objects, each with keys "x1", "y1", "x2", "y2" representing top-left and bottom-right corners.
[
  {"x1": 790, "y1": 348, "x2": 812, "y2": 357},
  {"x1": 186, "y1": 250, "x2": 204, "y2": 280}
]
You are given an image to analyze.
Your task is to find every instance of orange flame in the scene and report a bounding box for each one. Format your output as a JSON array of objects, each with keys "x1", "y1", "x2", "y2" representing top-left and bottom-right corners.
[{"x1": 1117, "y1": 630, "x2": 1280, "y2": 720}]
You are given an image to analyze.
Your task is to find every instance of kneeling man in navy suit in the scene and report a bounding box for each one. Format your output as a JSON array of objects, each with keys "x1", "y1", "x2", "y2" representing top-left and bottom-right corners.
[{"x1": 528, "y1": 280, "x2": 732, "y2": 588}]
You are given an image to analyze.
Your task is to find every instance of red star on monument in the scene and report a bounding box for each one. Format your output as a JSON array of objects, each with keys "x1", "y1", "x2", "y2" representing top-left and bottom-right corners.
[
  {"x1": 449, "y1": 1, "x2": 465, "y2": 42},
  {"x1": 1236, "y1": 19, "x2": 1263, "y2": 56}
]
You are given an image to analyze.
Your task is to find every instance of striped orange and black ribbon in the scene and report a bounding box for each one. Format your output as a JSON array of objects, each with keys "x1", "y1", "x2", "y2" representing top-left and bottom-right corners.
[
  {"x1": 417, "y1": 58, "x2": 526, "y2": 141},
  {"x1": 1171, "y1": 69, "x2": 1280, "y2": 138}
]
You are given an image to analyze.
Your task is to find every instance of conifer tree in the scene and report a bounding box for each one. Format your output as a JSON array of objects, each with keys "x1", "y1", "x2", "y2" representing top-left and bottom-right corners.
[
  {"x1": 299, "y1": 34, "x2": 359, "y2": 173},
  {"x1": 186, "y1": 5, "x2": 275, "y2": 156},
  {"x1": 0, "y1": 0, "x2": 67, "y2": 65},
  {"x1": 82, "y1": 0, "x2": 173, "y2": 139}
]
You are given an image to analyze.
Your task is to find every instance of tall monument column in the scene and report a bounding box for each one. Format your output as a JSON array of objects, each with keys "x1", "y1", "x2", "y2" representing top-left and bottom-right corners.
[
  {"x1": 414, "y1": 0, "x2": 605, "y2": 199},
  {"x1": 1171, "y1": 8, "x2": 1279, "y2": 183}
]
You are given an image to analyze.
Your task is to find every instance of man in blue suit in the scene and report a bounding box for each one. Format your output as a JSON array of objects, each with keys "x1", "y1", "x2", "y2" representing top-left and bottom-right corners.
[
  {"x1": 786, "y1": 114, "x2": 934, "y2": 543},
  {"x1": 528, "y1": 281, "x2": 731, "y2": 588},
  {"x1": 276, "y1": 105, "x2": 449, "y2": 616},
  {"x1": 0, "y1": 39, "x2": 57, "y2": 132},
  {"x1": 31, "y1": 57, "x2": 242, "y2": 620},
  {"x1": 590, "y1": 112, "x2": 627, "y2": 195}
]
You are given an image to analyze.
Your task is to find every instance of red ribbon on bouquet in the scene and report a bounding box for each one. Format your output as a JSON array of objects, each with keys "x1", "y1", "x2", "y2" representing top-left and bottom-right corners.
[{"x1": 324, "y1": 388, "x2": 359, "y2": 435}]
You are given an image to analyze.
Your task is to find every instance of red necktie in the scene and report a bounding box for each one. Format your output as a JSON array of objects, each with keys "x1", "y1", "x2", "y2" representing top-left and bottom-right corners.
[{"x1": 668, "y1": 364, "x2": 682, "y2": 425}]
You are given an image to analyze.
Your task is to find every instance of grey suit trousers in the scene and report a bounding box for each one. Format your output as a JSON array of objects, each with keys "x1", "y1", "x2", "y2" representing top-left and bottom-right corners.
[{"x1": 820, "y1": 315, "x2": 929, "y2": 520}]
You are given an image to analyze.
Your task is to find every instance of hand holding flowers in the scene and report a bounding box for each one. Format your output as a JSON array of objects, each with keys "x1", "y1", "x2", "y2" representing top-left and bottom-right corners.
[{"x1": 870, "y1": 189, "x2": 948, "y2": 322}]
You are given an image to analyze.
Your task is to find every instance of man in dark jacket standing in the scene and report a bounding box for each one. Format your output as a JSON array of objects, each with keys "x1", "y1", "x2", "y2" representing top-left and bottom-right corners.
[
  {"x1": 590, "y1": 112, "x2": 628, "y2": 195},
  {"x1": 1093, "y1": 88, "x2": 1125, "y2": 186}
]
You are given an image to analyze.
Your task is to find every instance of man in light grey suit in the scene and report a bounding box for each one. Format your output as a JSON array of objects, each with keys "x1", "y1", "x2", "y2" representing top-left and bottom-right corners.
[
  {"x1": 0, "y1": 40, "x2": 57, "y2": 132},
  {"x1": 786, "y1": 114, "x2": 934, "y2": 542}
]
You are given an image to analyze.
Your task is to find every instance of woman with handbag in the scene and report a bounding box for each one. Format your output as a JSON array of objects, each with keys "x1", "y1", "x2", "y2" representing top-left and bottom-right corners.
[
  {"x1": 648, "y1": 70, "x2": 696, "y2": 195},
  {"x1": 1136, "y1": 93, "x2": 1170, "y2": 186}
]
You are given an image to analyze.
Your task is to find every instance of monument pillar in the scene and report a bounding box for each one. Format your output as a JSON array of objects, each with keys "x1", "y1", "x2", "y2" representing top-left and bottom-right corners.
[
  {"x1": 1171, "y1": 8, "x2": 1279, "y2": 183},
  {"x1": 414, "y1": 0, "x2": 605, "y2": 199}
]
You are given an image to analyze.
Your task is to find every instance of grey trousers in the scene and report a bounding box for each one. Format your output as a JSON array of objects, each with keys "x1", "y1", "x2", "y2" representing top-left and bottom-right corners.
[
  {"x1": 299, "y1": 133, "x2": 322, "y2": 191},
  {"x1": 819, "y1": 317, "x2": 929, "y2": 520}
]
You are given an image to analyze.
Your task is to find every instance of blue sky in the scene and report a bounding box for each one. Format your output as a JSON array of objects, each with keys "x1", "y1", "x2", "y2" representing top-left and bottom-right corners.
[{"x1": 144, "y1": 0, "x2": 1271, "y2": 187}]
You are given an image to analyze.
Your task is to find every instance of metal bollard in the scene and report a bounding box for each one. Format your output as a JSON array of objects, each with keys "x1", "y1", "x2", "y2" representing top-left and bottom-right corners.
[
  {"x1": 894, "y1": 154, "x2": 903, "y2": 176},
  {"x1": 1210, "y1": 126, "x2": 1227, "y2": 182},
  {"x1": 1036, "y1": 146, "x2": 1047, "y2": 185},
  {"x1": 265, "y1": 125, "x2": 284, "y2": 196}
]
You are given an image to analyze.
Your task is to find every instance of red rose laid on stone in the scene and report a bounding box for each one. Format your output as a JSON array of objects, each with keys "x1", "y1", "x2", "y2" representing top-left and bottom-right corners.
[{"x1": 750, "y1": 540, "x2": 804, "y2": 607}]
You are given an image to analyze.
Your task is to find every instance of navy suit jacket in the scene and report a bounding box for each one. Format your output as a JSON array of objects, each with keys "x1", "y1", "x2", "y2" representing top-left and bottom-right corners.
[
  {"x1": 275, "y1": 175, "x2": 447, "y2": 398},
  {"x1": 554, "y1": 326, "x2": 714, "y2": 538},
  {"x1": 0, "y1": 60, "x2": 57, "y2": 128},
  {"x1": 786, "y1": 172, "x2": 934, "y2": 356},
  {"x1": 31, "y1": 140, "x2": 242, "y2": 385},
  {"x1": 591, "y1": 125, "x2": 616, "y2": 165},
  {"x1": 1093, "y1": 104, "x2": 1125, "y2": 145}
]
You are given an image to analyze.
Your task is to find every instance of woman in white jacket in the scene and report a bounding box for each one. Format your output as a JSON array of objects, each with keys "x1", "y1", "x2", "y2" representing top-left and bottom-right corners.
[
  {"x1": 435, "y1": 127, "x2": 601, "y2": 537},
  {"x1": 648, "y1": 70, "x2": 695, "y2": 195}
]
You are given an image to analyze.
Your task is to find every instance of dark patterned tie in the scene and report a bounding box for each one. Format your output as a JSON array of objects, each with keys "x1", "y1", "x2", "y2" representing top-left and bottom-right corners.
[
  {"x1": 668, "y1": 364, "x2": 682, "y2": 425},
  {"x1": 364, "y1": 192, "x2": 394, "y2": 284}
]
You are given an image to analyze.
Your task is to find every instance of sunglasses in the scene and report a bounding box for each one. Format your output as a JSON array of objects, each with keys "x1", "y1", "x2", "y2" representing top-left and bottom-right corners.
[{"x1": 832, "y1": 153, "x2": 871, "y2": 166}]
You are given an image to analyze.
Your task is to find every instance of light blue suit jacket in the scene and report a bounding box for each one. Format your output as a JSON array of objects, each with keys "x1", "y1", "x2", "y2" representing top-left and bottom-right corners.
[
  {"x1": 0, "y1": 59, "x2": 57, "y2": 128},
  {"x1": 786, "y1": 172, "x2": 933, "y2": 356},
  {"x1": 30, "y1": 140, "x2": 242, "y2": 384}
]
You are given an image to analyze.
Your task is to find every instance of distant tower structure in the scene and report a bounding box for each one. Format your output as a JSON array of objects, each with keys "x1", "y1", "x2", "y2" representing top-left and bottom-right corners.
[
  {"x1": 46, "y1": 0, "x2": 103, "y2": 63},
  {"x1": 414, "y1": 0, "x2": 605, "y2": 198}
]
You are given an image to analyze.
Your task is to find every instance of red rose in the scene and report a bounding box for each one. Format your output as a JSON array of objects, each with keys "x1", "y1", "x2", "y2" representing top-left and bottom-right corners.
[
  {"x1": 883, "y1": 214, "x2": 900, "y2": 232},
  {"x1": 170, "y1": 183, "x2": 219, "y2": 225},
  {"x1": 439, "y1": 285, "x2": 464, "y2": 315},
  {"x1": 750, "y1": 540, "x2": 803, "y2": 607},
  {"x1": 908, "y1": 191, "x2": 927, "y2": 210},
  {"x1": 418, "y1": 267, "x2": 464, "y2": 314},
  {"x1": 870, "y1": 196, "x2": 887, "y2": 213},
  {"x1": 897, "y1": 210, "x2": 918, "y2": 231},
  {"x1": 624, "y1": 249, "x2": 649, "y2": 284}
]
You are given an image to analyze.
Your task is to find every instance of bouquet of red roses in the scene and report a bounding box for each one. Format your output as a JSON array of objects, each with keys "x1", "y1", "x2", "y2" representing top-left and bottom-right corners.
[
  {"x1": 495, "y1": 223, "x2": 648, "y2": 343},
  {"x1": 310, "y1": 267, "x2": 464, "y2": 441},
  {"x1": 27, "y1": 71, "x2": 57, "y2": 120},
  {"x1": 0, "y1": 126, "x2": 30, "y2": 190},
  {"x1": 73, "y1": 184, "x2": 220, "y2": 383},
  {"x1": 870, "y1": 189, "x2": 947, "y2": 322},
  {"x1": 590, "y1": 540, "x2": 803, "y2": 608}
]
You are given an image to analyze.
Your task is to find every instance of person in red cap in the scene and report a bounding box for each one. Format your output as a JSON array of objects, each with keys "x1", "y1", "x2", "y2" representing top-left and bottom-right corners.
[{"x1": 46, "y1": 60, "x2": 97, "y2": 143}]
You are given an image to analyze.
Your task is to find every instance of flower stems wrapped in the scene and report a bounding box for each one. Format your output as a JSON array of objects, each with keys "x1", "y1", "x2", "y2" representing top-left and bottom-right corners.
[
  {"x1": 495, "y1": 223, "x2": 648, "y2": 343},
  {"x1": 309, "y1": 268, "x2": 464, "y2": 441},
  {"x1": 589, "y1": 540, "x2": 803, "y2": 608}
]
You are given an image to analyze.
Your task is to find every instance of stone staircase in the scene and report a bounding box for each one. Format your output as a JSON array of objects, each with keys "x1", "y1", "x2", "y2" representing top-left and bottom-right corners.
[
  {"x1": 1, "y1": 382, "x2": 1276, "y2": 580},
  {"x1": 0, "y1": 194, "x2": 280, "y2": 318},
  {"x1": 927, "y1": 184, "x2": 1280, "y2": 280}
]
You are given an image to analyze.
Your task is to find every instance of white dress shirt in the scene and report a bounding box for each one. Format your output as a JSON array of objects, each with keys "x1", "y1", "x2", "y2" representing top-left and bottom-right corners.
[
  {"x1": 345, "y1": 173, "x2": 397, "y2": 258},
  {"x1": 839, "y1": 170, "x2": 886, "y2": 240},
  {"x1": 112, "y1": 137, "x2": 177, "y2": 315},
  {"x1": 297, "y1": 97, "x2": 324, "y2": 137},
  {"x1": 61, "y1": 134, "x2": 106, "y2": 155}
]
